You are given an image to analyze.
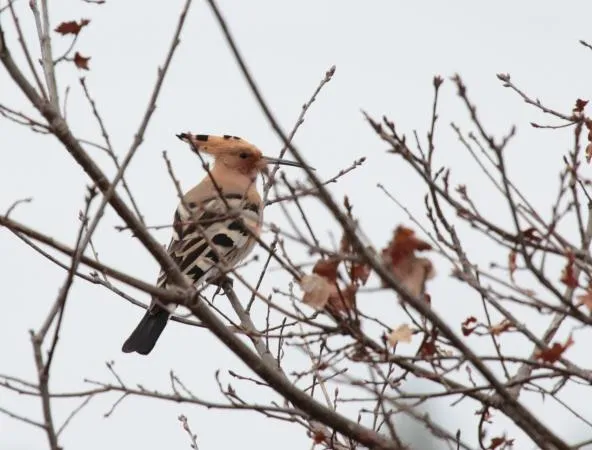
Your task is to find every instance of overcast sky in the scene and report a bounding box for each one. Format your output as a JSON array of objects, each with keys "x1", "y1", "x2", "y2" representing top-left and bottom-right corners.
[{"x1": 2, "y1": 1, "x2": 592, "y2": 449}]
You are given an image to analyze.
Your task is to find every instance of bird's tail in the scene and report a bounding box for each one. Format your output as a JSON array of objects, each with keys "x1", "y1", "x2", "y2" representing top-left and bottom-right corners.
[{"x1": 121, "y1": 306, "x2": 170, "y2": 355}]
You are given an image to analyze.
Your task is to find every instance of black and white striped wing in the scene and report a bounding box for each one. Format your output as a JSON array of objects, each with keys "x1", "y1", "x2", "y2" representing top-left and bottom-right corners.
[{"x1": 156, "y1": 194, "x2": 260, "y2": 290}]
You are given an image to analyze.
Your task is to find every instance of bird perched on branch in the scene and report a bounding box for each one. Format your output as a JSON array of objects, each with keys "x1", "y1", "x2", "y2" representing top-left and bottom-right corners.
[{"x1": 122, "y1": 133, "x2": 309, "y2": 355}]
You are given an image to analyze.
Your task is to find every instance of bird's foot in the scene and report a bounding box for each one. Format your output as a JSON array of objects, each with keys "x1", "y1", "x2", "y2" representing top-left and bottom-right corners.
[{"x1": 211, "y1": 274, "x2": 234, "y2": 289}]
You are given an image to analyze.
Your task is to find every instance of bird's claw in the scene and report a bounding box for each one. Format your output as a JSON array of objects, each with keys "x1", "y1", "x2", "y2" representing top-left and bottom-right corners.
[{"x1": 211, "y1": 274, "x2": 234, "y2": 289}]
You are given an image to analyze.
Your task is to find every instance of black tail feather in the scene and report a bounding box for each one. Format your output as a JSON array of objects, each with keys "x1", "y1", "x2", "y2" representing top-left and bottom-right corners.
[{"x1": 121, "y1": 307, "x2": 169, "y2": 355}]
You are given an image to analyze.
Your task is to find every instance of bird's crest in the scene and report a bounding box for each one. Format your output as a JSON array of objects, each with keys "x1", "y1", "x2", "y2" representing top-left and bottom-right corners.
[{"x1": 176, "y1": 133, "x2": 262, "y2": 158}]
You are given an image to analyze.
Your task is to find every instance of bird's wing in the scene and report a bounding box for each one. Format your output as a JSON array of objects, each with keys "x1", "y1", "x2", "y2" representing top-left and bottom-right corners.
[{"x1": 156, "y1": 193, "x2": 260, "y2": 291}]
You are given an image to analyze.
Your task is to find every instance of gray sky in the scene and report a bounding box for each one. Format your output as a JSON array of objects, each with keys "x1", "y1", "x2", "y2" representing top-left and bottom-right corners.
[{"x1": 2, "y1": 1, "x2": 592, "y2": 449}]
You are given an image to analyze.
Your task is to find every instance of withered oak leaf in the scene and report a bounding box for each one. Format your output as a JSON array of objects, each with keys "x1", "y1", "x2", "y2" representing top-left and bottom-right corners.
[
  {"x1": 73, "y1": 52, "x2": 91, "y2": 70},
  {"x1": 55, "y1": 19, "x2": 90, "y2": 36}
]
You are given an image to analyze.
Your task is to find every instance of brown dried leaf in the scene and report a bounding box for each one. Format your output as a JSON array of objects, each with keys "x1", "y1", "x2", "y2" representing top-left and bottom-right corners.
[
  {"x1": 351, "y1": 263, "x2": 371, "y2": 285},
  {"x1": 573, "y1": 98, "x2": 589, "y2": 113},
  {"x1": 390, "y1": 255, "x2": 435, "y2": 298},
  {"x1": 387, "y1": 324, "x2": 413, "y2": 346},
  {"x1": 73, "y1": 52, "x2": 91, "y2": 70},
  {"x1": 299, "y1": 274, "x2": 333, "y2": 310},
  {"x1": 488, "y1": 436, "x2": 514, "y2": 449},
  {"x1": 577, "y1": 289, "x2": 592, "y2": 312},
  {"x1": 381, "y1": 226, "x2": 434, "y2": 297},
  {"x1": 308, "y1": 256, "x2": 361, "y2": 313},
  {"x1": 312, "y1": 430, "x2": 326, "y2": 444},
  {"x1": 586, "y1": 143, "x2": 592, "y2": 164},
  {"x1": 312, "y1": 258, "x2": 340, "y2": 283},
  {"x1": 489, "y1": 319, "x2": 513, "y2": 335},
  {"x1": 560, "y1": 252, "x2": 577, "y2": 288},
  {"x1": 461, "y1": 316, "x2": 477, "y2": 336},
  {"x1": 508, "y1": 250, "x2": 517, "y2": 282},
  {"x1": 384, "y1": 226, "x2": 432, "y2": 266},
  {"x1": 418, "y1": 331, "x2": 438, "y2": 358},
  {"x1": 55, "y1": 19, "x2": 90, "y2": 36},
  {"x1": 327, "y1": 283, "x2": 356, "y2": 312},
  {"x1": 535, "y1": 335, "x2": 574, "y2": 363}
]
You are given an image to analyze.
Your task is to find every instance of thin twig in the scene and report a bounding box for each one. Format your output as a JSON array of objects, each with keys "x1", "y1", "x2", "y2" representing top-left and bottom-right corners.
[
  {"x1": 30, "y1": 0, "x2": 58, "y2": 108},
  {"x1": 8, "y1": 0, "x2": 47, "y2": 99}
]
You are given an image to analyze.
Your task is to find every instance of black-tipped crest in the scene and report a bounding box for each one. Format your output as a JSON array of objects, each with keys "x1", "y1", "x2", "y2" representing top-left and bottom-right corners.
[{"x1": 177, "y1": 133, "x2": 313, "y2": 170}]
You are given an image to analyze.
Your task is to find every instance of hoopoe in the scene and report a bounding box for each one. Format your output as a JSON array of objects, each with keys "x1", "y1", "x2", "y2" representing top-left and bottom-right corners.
[{"x1": 122, "y1": 133, "x2": 308, "y2": 355}]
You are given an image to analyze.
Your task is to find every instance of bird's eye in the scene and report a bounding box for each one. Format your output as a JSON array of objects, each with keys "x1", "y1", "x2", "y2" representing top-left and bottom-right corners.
[{"x1": 239, "y1": 152, "x2": 249, "y2": 159}]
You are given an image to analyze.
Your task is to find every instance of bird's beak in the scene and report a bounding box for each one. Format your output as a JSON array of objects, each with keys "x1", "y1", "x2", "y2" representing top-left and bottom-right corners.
[{"x1": 264, "y1": 156, "x2": 315, "y2": 170}]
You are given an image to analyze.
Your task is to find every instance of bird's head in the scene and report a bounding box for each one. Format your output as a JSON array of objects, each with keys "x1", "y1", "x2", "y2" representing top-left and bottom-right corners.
[{"x1": 177, "y1": 133, "x2": 311, "y2": 180}]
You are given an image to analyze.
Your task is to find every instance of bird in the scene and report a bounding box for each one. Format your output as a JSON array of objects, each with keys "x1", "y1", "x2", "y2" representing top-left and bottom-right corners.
[{"x1": 121, "y1": 133, "x2": 309, "y2": 355}]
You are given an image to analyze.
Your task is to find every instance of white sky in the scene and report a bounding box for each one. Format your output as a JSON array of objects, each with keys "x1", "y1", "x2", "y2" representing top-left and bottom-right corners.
[{"x1": 2, "y1": 1, "x2": 592, "y2": 449}]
